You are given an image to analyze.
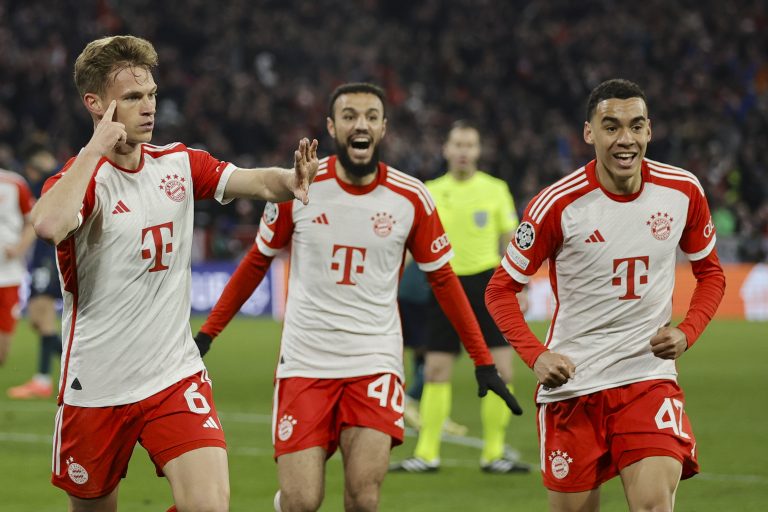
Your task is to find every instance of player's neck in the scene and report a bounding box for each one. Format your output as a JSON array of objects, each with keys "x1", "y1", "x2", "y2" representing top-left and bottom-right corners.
[
  {"x1": 448, "y1": 168, "x2": 476, "y2": 181},
  {"x1": 107, "y1": 143, "x2": 142, "y2": 170},
  {"x1": 335, "y1": 160, "x2": 378, "y2": 187},
  {"x1": 595, "y1": 161, "x2": 642, "y2": 195}
]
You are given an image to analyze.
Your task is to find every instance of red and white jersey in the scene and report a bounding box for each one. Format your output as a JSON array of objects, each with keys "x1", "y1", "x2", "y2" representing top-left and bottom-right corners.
[
  {"x1": 0, "y1": 170, "x2": 35, "y2": 286},
  {"x1": 257, "y1": 156, "x2": 453, "y2": 380},
  {"x1": 502, "y1": 159, "x2": 716, "y2": 403},
  {"x1": 45, "y1": 143, "x2": 236, "y2": 407}
]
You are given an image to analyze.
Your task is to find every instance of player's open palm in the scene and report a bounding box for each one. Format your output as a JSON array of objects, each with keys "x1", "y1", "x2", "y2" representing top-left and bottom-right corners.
[
  {"x1": 86, "y1": 100, "x2": 127, "y2": 156},
  {"x1": 291, "y1": 137, "x2": 319, "y2": 205},
  {"x1": 534, "y1": 351, "x2": 576, "y2": 388},
  {"x1": 650, "y1": 326, "x2": 687, "y2": 359}
]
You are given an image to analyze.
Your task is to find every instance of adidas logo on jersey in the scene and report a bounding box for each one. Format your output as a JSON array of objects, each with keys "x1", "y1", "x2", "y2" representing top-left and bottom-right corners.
[
  {"x1": 112, "y1": 200, "x2": 131, "y2": 214},
  {"x1": 202, "y1": 416, "x2": 219, "y2": 429},
  {"x1": 312, "y1": 213, "x2": 329, "y2": 225},
  {"x1": 584, "y1": 229, "x2": 605, "y2": 243}
]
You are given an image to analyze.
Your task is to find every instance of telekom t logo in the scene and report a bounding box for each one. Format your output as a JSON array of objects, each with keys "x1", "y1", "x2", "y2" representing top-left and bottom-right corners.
[
  {"x1": 612, "y1": 256, "x2": 649, "y2": 300},
  {"x1": 141, "y1": 222, "x2": 174, "y2": 272},
  {"x1": 331, "y1": 244, "x2": 367, "y2": 285}
]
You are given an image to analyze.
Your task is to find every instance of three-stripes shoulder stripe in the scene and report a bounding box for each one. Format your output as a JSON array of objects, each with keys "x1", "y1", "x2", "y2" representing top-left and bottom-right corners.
[
  {"x1": 528, "y1": 167, "x2": 589, "y2": 224},
  {"x1": 385, "y1": 167, "x2": 435, "y2": 214},
  {"x1": 645, "y1": 159, "x2": 705, "y2": 197}
]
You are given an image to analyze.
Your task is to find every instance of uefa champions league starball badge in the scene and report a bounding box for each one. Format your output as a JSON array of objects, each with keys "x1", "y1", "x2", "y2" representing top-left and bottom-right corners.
[{"x1": 514, "y1": 222, "x2": 535, "y2": 250}]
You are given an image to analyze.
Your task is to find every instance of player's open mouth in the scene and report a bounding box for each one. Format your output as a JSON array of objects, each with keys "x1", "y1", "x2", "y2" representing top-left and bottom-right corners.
[
  {"x1": 613, "y1": 152, "x2": 637, "y2": 168},
  {"x1": 349, "y1": 137, "x2": 371, "y2": 150}
]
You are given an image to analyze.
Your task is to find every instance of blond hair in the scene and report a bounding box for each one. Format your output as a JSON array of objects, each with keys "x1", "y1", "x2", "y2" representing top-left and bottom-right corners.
[{"x1": 74, "y1": 35, "x2": 158, "y2": 97}]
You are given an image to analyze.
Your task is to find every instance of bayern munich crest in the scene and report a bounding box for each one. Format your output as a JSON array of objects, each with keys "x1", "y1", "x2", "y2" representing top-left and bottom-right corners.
[
  {"x1": 158, "y1": 174, "x2": 187, "y2": 202},
  {"x1": 514, "y1": 222, "x2": 535, "y2": 250},
  {"x1": 647, "y1": 211, "x2": 673, "y2": 240},
  {"x1": 66, "y1": 456, "x2": 89, "y2": 485},
  {"x1": 548, "y1": 450, "x2": 573, "y2": 480},
  {"x1": 371, "y1": 212, "x2": 396, "y2": 237},
  {"x1": 277, "y1": 414, "x2": 298, "y2": 441}
]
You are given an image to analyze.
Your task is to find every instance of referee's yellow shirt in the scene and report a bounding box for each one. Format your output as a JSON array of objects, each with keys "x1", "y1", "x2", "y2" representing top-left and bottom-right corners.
[{"x1": 426, "y1": 171, "x2": 519, "y2": 276}]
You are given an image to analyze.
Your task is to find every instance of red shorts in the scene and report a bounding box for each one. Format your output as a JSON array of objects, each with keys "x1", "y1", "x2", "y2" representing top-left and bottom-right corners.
[
  {"x1": 537, "y1": 379, "x2": 698, "y2": 493},
  {"x1": 51, "y1": 370, "x2": 226, "y2": 499},
  {"x1": 273, "y1": 373, "x2": 405, "y2": 459},
  {"x1": 0, "y1": 285, "x2": 20, "y2": 333}
]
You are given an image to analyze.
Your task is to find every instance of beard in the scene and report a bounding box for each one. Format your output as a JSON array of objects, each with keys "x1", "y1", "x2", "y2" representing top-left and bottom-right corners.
[{"x1": 334, "y1": 138, "x2": 380, "y2": 178}]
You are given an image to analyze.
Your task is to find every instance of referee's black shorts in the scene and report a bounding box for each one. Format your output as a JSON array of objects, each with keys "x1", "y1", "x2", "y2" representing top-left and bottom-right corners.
[{"x1": 426, "y1": 267, "x2": 507, "y2": 353}]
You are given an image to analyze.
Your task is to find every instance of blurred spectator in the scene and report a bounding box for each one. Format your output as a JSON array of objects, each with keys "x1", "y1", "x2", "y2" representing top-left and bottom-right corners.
[{"x1": 0, "y1": 0, "x2": 765, "y2": 260}]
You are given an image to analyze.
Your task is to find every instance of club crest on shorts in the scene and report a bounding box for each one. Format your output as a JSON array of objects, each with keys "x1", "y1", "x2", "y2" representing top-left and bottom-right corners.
[
  {"x1": 548, "y1": 450, "x2": 573, "y2": 480},
  {"x1": 264, "y1": 202, "x2": 279, "y2": 225},
  {"x1": 277, "y1": 414, "x2": 298, "y2": 441},
  {"x1": 646, "y1": 211, "x2": 673, "y2": 240},
  {"x1": 371, "y1": 212, "x2": 396, "y2": 237},
  {"x1": 514, "y1": 222, "x2": 535, "y2": 250},
  {"x1": 158, "y1": 174, "x2": 186, "y2": 202},
  {"x1": 66, "y1": 456, "x2": 89, "y2": 485}
]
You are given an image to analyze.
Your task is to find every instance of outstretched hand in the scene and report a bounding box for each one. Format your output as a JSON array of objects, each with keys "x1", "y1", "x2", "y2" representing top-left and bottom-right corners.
[
  {"x1": 291, "y1": 138, "x2": 319, "y2": 204},
  {"x1": 475, "y1": 365, "x2": 523, "y2": 415}
]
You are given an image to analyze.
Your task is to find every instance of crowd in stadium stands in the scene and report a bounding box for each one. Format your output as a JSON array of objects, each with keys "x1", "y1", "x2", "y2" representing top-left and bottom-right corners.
[{"x1": 1, "y1": 0, "x2": 766, "y2": 261}]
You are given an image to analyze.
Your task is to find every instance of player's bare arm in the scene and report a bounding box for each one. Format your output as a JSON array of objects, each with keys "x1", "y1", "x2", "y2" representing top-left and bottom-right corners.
[
  {"x1": 3, "y1": 219, "x2": 36, "y2": 259},
  {"x1": 649, "y1": 326, "x2": 688, "y2": 360},
  {"x1": 533, "y1": 351, "x2": 576, "y2": 388},
  {"x1": 32, "y1": 100, "x2": 126, "y2": 245},
  {"x1": 223, "y1": 138, "x2": 319, "y2": 204}
]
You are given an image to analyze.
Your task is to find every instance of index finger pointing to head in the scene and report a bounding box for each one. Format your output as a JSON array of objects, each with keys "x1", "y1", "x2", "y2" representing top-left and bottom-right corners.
[{"x1": 103, "y1": 100, "x2": 117, "y2": 121}]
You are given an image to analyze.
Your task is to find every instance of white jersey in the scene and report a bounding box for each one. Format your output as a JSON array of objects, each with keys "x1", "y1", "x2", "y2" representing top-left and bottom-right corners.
[
  {"x1": 0, "y1": 170, "x2": 34, "y2": 286},
  {"x1": 46, "y1": 143, "x2": 235, "y2": 406},
  {"x1": 502, "y1": 159, "x2": 716, "y2": 403},
  {"x1": 257, "y1": 156, "x2": 453, "y2": 380}
]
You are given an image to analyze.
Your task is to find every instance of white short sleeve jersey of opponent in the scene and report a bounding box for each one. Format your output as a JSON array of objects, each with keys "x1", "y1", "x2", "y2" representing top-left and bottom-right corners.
[
  {"x1": 502, "y1": 159, "x2": 717, "y2": 403},
  {"x1": 45, "y1": 143, "x2": 236, "y2": 407},
  {"x1": 0, "y1": 170, "x2": 34, "y2": 287},
  {"x1": 257, "y1": 156, "x2": 454, "y2": 381}
]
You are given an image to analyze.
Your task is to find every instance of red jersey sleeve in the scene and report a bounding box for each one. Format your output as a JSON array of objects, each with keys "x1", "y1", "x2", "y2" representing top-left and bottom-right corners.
[
  {"x1": 255, "y1": 201, "x2": 294, "y2": 256},
  {"x1": 500, "y1": 189, "x2": 563, "y2": 285},
  {"x1": 41, "y1": 156, "x2": 97, "y2": 229},
  {"x1": 677, "y1": 248, "x2": 726, "y2": 348},
  {"x1": 486, "y1": 266, "x2": 548, "y2": 368},
  {"x1": 426, "y1": 263, "x2": 493, "y2": 366},
  {"x1": 200, "y1": 245, "x2": 274, "y2": 338},
  {"x1": 679, "y1": 181, "x2": 716, "y2": 261},
  {"x1": 405, "y1": 189, "x2": 453, "y2": 272},
  {"x1": 186, "y1": 147, "x2": 238, "y2": 202}
]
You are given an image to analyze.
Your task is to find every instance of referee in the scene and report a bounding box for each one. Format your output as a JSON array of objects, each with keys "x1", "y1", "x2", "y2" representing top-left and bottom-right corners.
[{"x1": 392, "y1": 121, "x2": 530, "y2": 474}]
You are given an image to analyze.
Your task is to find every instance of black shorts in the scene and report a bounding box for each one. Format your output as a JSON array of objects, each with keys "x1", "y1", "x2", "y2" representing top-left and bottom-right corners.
[
  {"x1": 426, "y1": 268, "x2": 507, "y2": 353},
  {"x1": 399, "y1": 299, "x2": 429, "y2": 349},
  {"x1": 29, "y1": 265, "x2": 62, "y2": 299}
]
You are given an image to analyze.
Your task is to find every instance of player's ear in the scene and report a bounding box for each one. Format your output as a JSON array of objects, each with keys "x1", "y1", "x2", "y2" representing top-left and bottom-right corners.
[
  {"x1": 83, "y1": 93, "x2": 104, "y2": 118},
  {"x1": 326, "y1": 116, "x2": 336, "y2": 138},
  {"x1": 647, "y1": 118, "x2": 652, "y2": 142},
  {"x1": 381, "y1": 117, "x2": 387, "y2": 139},
  {"x1": 583, "y1": 121, "x2": 594, "y2": 145}
]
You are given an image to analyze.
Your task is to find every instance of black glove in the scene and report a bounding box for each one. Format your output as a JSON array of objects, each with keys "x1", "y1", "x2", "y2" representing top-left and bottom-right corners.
[
  {"x1": 475, "y1": 364, "x2": 523, "y2": 416},
  {"x1": 194, "y1": 332, "x2": 213, "y2": 357}
]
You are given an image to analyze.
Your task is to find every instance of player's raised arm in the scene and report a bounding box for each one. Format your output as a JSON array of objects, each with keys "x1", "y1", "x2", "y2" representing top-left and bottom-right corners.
[
  {"x1": 32, "y1": 100, "x2": 126, "y2": 245},
  {"x1": 223, "y1": 138, "x2": 319, "y2": 203},
  {"x1": 426, "y1": 262, "x2": 523, "y2": 415}
]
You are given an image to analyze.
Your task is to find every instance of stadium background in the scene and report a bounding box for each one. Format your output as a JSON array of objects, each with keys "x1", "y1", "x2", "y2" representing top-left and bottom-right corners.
[{"x1": 1, "y1": 0, "x2": 766, "y2": 510}]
